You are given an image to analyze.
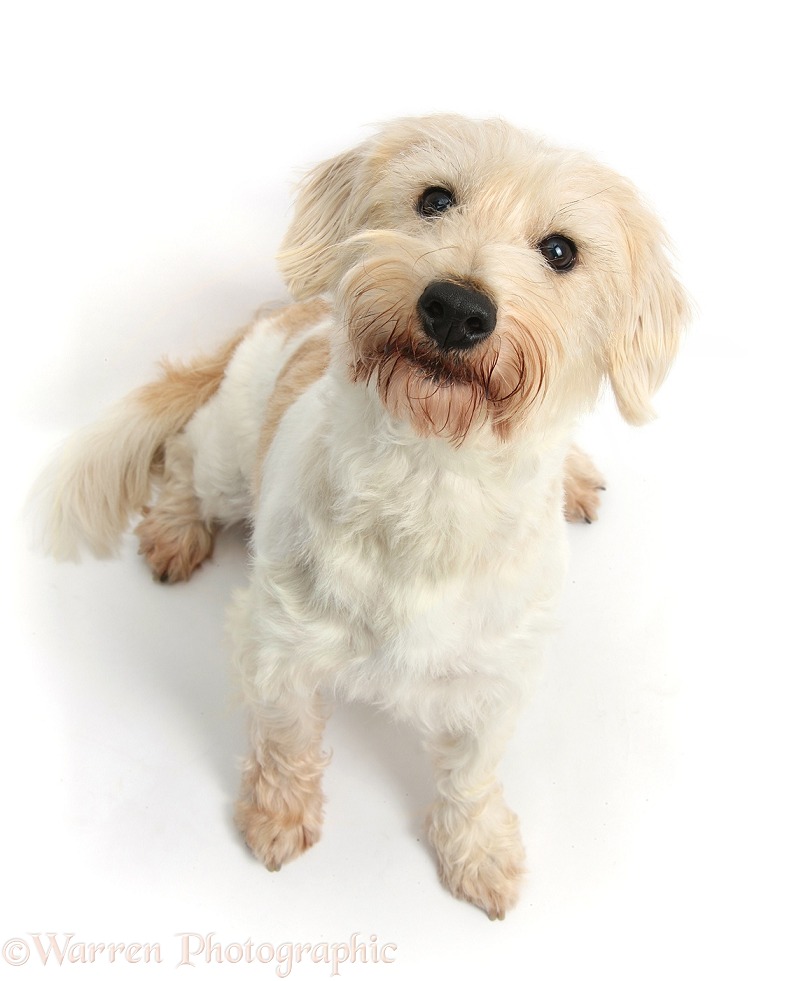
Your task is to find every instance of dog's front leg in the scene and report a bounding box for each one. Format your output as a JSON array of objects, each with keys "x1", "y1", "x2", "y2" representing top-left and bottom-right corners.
[
  {"x1": 426, "y1": 721, "x2": 525, "y2": 920},
  {"x1": 235, "y1": 692, "x2": 330, "y2": 872}
]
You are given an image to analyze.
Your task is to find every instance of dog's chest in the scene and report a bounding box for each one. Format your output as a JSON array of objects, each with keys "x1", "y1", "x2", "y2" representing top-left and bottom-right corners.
[
  {"x1": 269, "y1": 413, "x2": 562, "y2": 627},
  {"x1": 251, "y1": 375, "x2": 569, "y2": 709},
  {"x1": 305, "y1": 456, "x2": 566, "y2": 713}
]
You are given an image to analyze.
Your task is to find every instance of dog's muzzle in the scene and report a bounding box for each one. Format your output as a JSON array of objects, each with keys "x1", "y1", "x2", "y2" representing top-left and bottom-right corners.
[{"x1": 417, "y1": 281, "x2": 497, "y2": 351}]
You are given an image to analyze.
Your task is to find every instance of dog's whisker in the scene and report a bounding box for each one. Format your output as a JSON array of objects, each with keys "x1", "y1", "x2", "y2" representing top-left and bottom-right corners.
[
  {"x1": 412, "y1": 244, "x2": 460, "y2": 271},
  {"x1": 548, "y1": 184, "x2": 616, "y2": 225}
]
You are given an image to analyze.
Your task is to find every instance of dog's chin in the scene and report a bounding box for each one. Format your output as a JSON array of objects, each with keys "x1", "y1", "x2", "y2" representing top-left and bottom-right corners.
[
  {"x1": 351, "y1": 332, "x2": 534, "y2": 444},
  {"x1": 360, "y1": 349, "x2": 489, "y2": 443}
]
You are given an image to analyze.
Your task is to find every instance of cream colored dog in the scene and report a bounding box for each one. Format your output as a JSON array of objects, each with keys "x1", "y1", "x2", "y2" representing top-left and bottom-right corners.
[{"x1": 36, "y1": 115, "x2": 687, "y2": 919}]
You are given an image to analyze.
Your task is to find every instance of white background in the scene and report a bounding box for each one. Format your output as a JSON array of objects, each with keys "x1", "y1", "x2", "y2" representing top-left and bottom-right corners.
[{"x1": 2, "y1": 1, "x2": 799, "y2": 978}]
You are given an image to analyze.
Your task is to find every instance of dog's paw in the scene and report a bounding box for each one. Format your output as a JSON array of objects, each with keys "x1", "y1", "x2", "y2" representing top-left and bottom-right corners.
[
  {"x1": 135, "y1": 509, "x2": 214, "y2": 583},
  {"x1": 235, "y1": 799, "x2": 321, "y2": 871},
  {"x1": 437, "y1": 845, "x2": 525, "y2": 921},
  {"x1": 428, "y1": 795, "x2": 525, "y2": 920},
  {"x1": 563, "y1": 446, "x2": 605, "y2": 524},
  {"x1": 234, "y1": 752, "x2": 325, "y2": 872}
]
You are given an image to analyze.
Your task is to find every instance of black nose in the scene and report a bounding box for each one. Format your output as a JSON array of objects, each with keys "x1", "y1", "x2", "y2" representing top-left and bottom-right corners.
[{"x1": 417, "y1": 281, "x2": 497, "y2": 350}]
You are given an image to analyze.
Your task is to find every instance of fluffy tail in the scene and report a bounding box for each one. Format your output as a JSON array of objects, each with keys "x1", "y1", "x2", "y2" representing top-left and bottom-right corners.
[{"x1": 32, "y1": 330, "x2": 244, "y2": 560}]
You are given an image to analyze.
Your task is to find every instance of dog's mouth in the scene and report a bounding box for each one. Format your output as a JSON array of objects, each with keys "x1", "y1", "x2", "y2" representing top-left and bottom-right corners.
[
  {"x1": 352, "y1": 321, "x2": 532, "y2": 406},
  {"x1": 355, "y1": 328, "x2": 510, "y2": 410},
  {"x1": 389, "y1": 339, "x2": 480, "y2": 388}
]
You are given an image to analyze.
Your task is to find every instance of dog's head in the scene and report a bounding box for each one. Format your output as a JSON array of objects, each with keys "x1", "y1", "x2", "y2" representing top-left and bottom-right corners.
[{"x1": 278, "y1": 115, "x2": 687, "y2": 442}]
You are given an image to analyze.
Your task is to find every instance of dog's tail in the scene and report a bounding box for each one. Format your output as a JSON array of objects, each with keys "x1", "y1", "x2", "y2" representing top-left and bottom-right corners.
[{"x1": 32, "y1": 330, "x2": 245, "y2": 561}]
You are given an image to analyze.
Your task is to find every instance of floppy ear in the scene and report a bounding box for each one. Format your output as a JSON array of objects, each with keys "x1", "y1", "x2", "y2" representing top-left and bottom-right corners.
[
  {"x1": 607, "y1": 198, "x2": 689, "y2": 425},
  {"x1": 277, "y1": 145, "x2": 371, "y2": 299}
]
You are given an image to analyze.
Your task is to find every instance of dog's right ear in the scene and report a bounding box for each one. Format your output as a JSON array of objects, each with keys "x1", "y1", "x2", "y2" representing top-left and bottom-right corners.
[{"x1": 277, "y1": 145, "x2": 370, "y2": 299}]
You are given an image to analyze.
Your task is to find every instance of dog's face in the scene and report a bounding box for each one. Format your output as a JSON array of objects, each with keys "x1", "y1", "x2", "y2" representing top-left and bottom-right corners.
[{"x1": 279, "y1": 116, "x2": 687, "y2": 443}]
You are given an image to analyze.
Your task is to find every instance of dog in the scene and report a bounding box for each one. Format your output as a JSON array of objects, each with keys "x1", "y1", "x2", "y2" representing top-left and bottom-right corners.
[{"x1": 34, "y1": 114, "x2": 687, "y2": 919}]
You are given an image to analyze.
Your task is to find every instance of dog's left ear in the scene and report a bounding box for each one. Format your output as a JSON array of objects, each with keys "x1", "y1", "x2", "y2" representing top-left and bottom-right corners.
[
  {"x1": 277, "y1": 144, "x2": 371, "y2": 299},
  {"x1": 606, "y1": 193, "x2": 689, "y2": 425}
]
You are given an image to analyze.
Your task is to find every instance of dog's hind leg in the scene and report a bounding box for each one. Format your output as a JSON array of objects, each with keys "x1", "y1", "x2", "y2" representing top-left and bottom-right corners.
[
  {"x1": 134, "y1": 433, "x2": 215, "y2": 583},
  {"x1": 235, "y1": 693, "x2": 330, "y2": 871},
  {"x1": 563, "y1": 444, "x2": 605, "y2": 523}
]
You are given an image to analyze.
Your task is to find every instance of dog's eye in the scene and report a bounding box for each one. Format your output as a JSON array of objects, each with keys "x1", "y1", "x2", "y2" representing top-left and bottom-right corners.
[
  {"x1": 417, "y1": 187, "x2": 455, "y2": 218},
  {"x1": 538, "y1": 235, "x2": 578, "y2": 271}
]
